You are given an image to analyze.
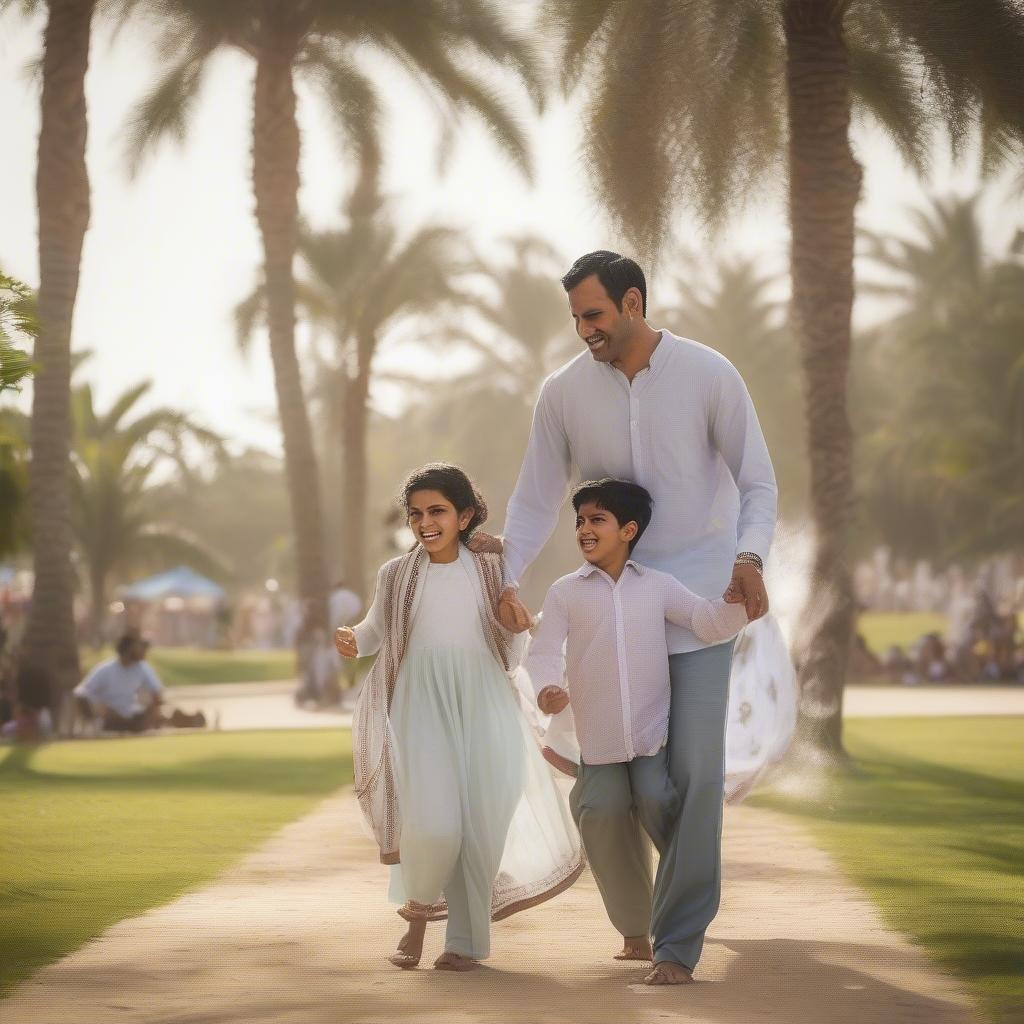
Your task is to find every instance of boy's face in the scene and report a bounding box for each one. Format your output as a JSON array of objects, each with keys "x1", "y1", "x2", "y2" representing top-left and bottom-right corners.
[{"x1": 575, "y1": 501, "x2": 638, "y2": 566}]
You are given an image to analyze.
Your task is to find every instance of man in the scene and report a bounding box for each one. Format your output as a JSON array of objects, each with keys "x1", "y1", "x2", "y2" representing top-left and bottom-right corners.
[
  {"x1": 74, "y1": 632, "x2": 170, "y2": 732},
  {"x1": 497, "y1": 251, "x2": 776, "y2": 985}
]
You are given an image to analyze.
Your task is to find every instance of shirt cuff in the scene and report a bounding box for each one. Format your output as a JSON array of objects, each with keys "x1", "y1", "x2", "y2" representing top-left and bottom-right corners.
[{"x1": 735, "y1": 530, "x2": 772, "y2": 564}]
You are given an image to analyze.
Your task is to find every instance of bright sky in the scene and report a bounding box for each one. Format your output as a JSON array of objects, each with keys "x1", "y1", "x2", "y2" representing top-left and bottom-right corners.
[{"x1": 0, "y1": 10, "x2": 1011, "y2": 456}]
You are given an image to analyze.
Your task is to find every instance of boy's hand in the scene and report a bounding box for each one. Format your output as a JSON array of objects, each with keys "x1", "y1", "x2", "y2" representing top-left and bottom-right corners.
[
  {"x1": 537, "y1": 685, "x2": 570, "y2": 715},
  {"x1": 334, "y1": 627, "x2": 358, "y2": 658},
  {"x1": 497, "y1": 587, "x2": 532, "y2": 633},
  {"x1": 724, "y1": 563, "x2": 769, "y2": 620}
]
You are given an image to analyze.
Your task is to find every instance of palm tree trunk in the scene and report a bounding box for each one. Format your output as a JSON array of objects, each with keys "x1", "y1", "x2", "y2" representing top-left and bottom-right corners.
[
  {"x1": 340, "y1": 364, "x2": 370, "y2": 598},
  {"x1": 783, "y1": 0, "x2": 861, "y2": 767},
  {"x1": 22, "y1": 0, "x2": 94, "y2": 720},
  {"x1": 88, "y1": 564, "x2": 106, "y2": 648},
  {"x1": 252, "y1": 38, "x2": 329, "y2": 628}
]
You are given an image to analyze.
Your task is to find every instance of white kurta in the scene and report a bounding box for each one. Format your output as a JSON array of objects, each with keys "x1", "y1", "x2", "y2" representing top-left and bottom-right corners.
[
  {"x1": 502, "y1": 331, "x2": 777, "y2": 654},
  {"x1": 386, "y1": 560, "x2": 531, "y2": 958}
]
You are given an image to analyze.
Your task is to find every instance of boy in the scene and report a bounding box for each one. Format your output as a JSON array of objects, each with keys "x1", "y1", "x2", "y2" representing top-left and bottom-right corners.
[{"x1": 524, "y1": 478, "x2": 747, "y2": 961}]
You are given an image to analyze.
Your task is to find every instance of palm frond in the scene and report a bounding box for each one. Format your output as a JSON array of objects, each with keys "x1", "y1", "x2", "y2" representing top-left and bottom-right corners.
[
  {"x1": 846, "y1": 9, "x2": 930, "y2": 174},
  {"x1": 123, "y1": 30, "x2": 217, "y2": 176},
  {"x1": 301, "y1": 43, "x2": 383, "y2": 191}
]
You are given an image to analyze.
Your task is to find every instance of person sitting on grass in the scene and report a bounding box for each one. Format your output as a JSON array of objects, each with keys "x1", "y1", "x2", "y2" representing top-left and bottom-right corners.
[
  {"x1": 74, "y1": 632, "x2": 204, "y2": 733},
  {"x1": 524, "y1": 478, "x2": 748, "y2": 970}
]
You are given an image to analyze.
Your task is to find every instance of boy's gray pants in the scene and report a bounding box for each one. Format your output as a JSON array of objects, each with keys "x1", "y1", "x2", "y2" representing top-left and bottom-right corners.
[
  {"x1": 569, "y1": 641, "x2": 734, "y2": 966},
  {"x1": 568, "y1": 746, "x2": 679, "y2": 938}
]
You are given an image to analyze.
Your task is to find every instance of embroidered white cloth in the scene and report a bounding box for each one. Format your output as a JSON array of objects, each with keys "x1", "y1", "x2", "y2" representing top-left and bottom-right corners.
[
  {"x1": 502, "y1": 330, "x2": 777, "y2": 654},
  {"x1": 349, "y1": 544, "x2": 585, "y2": 921},
  {"x1": 523, "y1": 560, "x2": 748, "y2": 765}
]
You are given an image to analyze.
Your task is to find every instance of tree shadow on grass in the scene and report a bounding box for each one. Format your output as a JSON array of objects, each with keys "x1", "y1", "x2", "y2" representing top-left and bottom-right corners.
[
  {"x1": 0, "y1": 746, "x2": 352, "y2": 797},
  {"x1": 754, "y1": 749, "x2": 1024, "y2": 829}
]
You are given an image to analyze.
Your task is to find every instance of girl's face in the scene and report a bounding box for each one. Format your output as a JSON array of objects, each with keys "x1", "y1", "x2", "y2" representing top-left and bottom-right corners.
[{"x1": 406, "y1": 489, "x2": 473, "y2": 563}]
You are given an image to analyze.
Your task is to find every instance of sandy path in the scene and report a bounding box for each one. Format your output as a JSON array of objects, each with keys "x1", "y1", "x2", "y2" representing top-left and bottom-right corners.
[{"x1": 5, "y1": 789, "x2": 980, "y2": 1024}]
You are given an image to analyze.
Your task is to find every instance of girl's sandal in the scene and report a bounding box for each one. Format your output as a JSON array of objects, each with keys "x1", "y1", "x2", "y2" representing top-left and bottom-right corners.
[
  {"x1": 434, "y1": 952, "x2": 476, "y2": 972},
  {"x1": 388, "y1": 951, "x2": 421, "y2": 970}
]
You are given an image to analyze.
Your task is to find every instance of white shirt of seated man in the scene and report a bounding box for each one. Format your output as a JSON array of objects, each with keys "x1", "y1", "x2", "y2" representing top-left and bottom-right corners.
[{"x1": 75, "y1": 641, "x2": 164, "y2": 718}]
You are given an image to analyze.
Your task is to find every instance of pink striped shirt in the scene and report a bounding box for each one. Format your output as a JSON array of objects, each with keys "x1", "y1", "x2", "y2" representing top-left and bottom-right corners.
[{"x1": 524, "y1": 561, "x2": 747, "y2": 764}]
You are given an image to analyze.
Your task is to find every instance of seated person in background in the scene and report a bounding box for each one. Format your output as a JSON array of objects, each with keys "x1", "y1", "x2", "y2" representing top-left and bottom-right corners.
[
  {"x1": 915, "y1": 632, "x2": 949, "y2": 683},
  {"x1": 74, "y1": 632, "x2": 202, "y2": 732},
  {"x1": 882, "y1": 643, "x2": 914, "y2": 684},
  {"x1": 850, "y1": 633, "x2": 882, "y2": 677}
]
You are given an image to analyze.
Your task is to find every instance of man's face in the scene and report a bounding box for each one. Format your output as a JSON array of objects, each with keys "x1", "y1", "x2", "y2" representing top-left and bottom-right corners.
[
  {"x1": 126, "y1": 639, "x2": 148, "y2": 662},
  {"x1": 566, "y1": 274, "x2": 634, "y2": 364}
]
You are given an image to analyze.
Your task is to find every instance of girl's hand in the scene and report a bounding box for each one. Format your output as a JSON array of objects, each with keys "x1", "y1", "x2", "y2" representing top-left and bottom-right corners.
[
  {"x1": 537, "y1": 685, "x2": 570, "y2": 715},
  {"x1": 335, "y1": 627, "x2": 358, "y2": 659}
]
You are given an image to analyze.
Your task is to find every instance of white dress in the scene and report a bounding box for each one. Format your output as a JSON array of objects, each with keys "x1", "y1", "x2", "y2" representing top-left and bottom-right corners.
[{"x1": 387, "y1": 559, "x2": 529, "y2": 959}]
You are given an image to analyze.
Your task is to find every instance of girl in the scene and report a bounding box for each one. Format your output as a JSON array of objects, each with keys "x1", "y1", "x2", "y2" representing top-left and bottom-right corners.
[{"x1": 336, "y1": 463, "x2": 583, "y2": 971}]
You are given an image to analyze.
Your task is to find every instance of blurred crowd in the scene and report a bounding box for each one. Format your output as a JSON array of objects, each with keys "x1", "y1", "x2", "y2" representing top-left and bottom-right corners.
[{"x1": 852, "y1": 590, "x2": 1023, "y2": 685}]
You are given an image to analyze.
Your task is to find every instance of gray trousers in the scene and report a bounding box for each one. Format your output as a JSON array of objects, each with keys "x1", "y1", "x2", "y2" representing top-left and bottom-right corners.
[
  {"x1": 652, "y1": 640, "x2": 735, "y2": 969},
  {"x1": 568, "y1": 747, "x2": 680, "y2": 938}
]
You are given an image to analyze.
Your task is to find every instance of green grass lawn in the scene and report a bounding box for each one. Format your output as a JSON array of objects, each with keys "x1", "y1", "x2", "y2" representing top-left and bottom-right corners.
[
  {"x1": 79, "y1": 646, "x2": 298, "y2": 685},
  {"x1": 752, "y1": 717, "x2": 1024, "y2": 1023},
  {"x1": 0, "y1": 729, "x2": 352, "y2": 996},
  {"x1": 857, "y1": 612, "x2": 949, "y2": 653}
]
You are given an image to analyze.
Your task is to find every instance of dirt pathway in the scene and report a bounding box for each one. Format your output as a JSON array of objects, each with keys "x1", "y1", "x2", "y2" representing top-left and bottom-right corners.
[{"x1": 5, "y1": 790, "x2": 980, "y2": 1024}]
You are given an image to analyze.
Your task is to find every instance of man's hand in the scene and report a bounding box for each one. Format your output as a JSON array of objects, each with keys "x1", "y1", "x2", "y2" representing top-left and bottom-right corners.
[
  {"x1": 497, "y1": 586, "x2": 532, "y2": 633},
  {"x1": 467, "y1": 531, "x2": 504, "y2": 555},
  {"x1": 334, "y1": 626, "x2": 358, "y2": 658},
  {"x1": 537, "y1": 685, "x2": 570, "y2": 715},
  {"x1": 724, "y1": 563, "x2": 769, "y2": 621}
]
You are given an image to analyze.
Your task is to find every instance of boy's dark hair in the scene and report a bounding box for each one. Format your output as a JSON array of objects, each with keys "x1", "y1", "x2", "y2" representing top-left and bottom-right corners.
[
  {"x1": 572, "y1": 478, "x2": 653, "y2": 553},
  {"x1": 561, "y1": 251, "x2": 647, "y2": 316},
  {"x1": 401, "y1": 462, "x2": 488, "y2": 545}
]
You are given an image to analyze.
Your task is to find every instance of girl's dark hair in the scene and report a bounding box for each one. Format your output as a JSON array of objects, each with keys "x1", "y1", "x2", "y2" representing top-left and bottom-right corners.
[{"x1": 401, "y1": 463, "x2": 488, "y2": 545}]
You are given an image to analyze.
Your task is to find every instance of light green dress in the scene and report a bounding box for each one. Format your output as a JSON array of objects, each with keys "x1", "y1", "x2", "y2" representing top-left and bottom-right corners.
[{"x1": 387, "y1": 558, "x2": 528, "y2": 959}]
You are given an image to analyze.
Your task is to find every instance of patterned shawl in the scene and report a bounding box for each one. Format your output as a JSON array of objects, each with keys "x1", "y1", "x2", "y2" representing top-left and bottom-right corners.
[{"x1": 351, "y1": 544, "x2": 584, "y2": 920}]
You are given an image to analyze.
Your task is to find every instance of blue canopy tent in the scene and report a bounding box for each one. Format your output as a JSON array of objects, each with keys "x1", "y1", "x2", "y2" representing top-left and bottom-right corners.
[
  {"x1": 122, "y1": 566, "x2": 226, "y2": 602},
  {"x1": 120, "y1": 566, "x2": 226, "y2": 647}
]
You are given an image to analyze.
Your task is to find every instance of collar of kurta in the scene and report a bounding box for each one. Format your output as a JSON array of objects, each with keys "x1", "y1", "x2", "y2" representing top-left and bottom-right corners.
[{"x1": 575, "y1": 559, "x2": 647, "y2": 580}]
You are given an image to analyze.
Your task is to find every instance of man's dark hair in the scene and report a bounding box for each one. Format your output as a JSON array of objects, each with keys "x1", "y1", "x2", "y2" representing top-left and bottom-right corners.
[
  {"x1": 561, "y1": 251, "x2": 647, "y2": 316},
  {"x1": 572, "y1": 478, "x2": 653, "y2": 553}
]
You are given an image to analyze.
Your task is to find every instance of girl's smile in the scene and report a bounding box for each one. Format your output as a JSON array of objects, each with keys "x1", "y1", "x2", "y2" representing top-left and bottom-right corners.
[{"x1": 406, "y1": 489, "x2": 473, "y2": 563}]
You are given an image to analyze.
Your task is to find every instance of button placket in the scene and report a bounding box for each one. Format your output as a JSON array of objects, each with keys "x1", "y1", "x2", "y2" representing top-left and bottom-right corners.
[{"x1": 613, "y1": 580, "x2": 634, "y2": 761}]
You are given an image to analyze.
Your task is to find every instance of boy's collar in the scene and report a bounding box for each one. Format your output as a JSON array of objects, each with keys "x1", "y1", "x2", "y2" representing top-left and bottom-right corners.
[{"x1": 576, "y1": 559, "x2": 646, "y2": 579}]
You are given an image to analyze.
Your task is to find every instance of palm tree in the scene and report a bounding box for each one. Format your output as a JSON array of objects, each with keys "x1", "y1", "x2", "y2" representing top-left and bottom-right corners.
[
  {"x1": 69, "y1": 378, "x2": 226, "y2": 642},
  {"x1": 1, "y1": 371, "x2": 226, "y2": 641},
  {"x1": 2, "y1": 0, "x2": 97, "y2": 709},
  {"x1": 859, "y1": 194, "x2": 1024, "y2": 563},
  {"x1": 0, "y1": 271, "x2": 38, "y2": 558},
  {"x1": 0, "y1": 272, "x2": 37, "y2": 396},
  {"x1": 238, "y1": 191, "x2": 483, "y2": 595},
  {"x1": 546, "y1": 0, "x2": 1024, "y2": 766},
  {"x1": 651, "y1": 255, "x2": 807, "y2": 518},
  {"x1": 452, "y1": 236, "x2": 577, "y2": 403},
  {"x1": 128, "y1": 1, "x2": 542, "y2": 625}
]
